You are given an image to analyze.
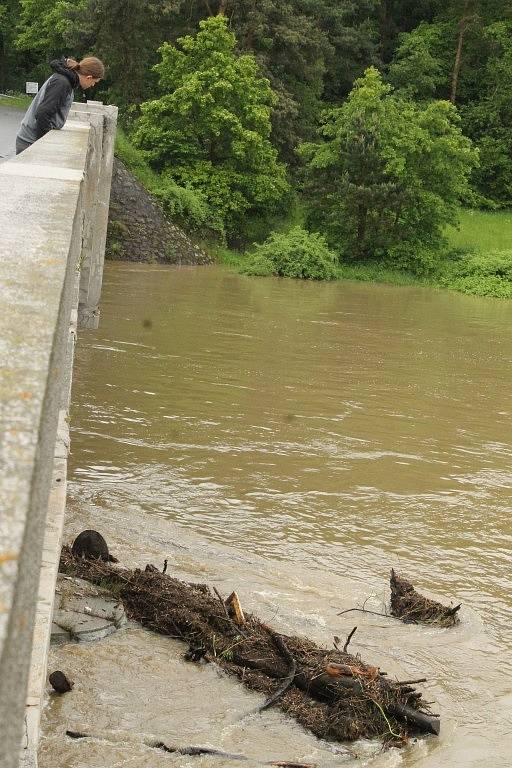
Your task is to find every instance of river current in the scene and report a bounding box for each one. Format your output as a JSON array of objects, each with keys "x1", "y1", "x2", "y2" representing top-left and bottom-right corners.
[{"x1": 40, "y1": 263, "x2": 512, "y2": 767}]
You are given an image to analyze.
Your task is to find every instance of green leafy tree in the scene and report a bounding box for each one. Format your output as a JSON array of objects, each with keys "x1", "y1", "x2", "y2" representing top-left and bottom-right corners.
[
  {"x1": 15, "y1": 0, "x2": 81, "y2": 82},
  {"x1": 15, "y1": 0, "x2": 180, "y2": 105},
  {"x1": 225, "y1": 0, "x2": 330, "y2": 159},
  {"x1": 133, "y1": 15, "x2": 289, "y2": 239},
  {"x1": 156, "y1": 0, "x2": 382, "y2": 158},
  {"x1": 387, "y1": 3, "x2": 512, "y2": 206},
  {"x1": 440, "y1": 0, "x2": 511, "y2": 103},
  {"x1": 385, "y1": 0, "x2": 511, "y2": 101},
  {"x1": 436, "y1": 0, "x2": 511, "y2": 104},
  {"x1": 165, "y1": 0, "x2": 332, "y2": 159},
  {"x1": 377, "y1": 0, "x2": 445, "y2": 62},
  {"x1": 301, "y1": 68, "x2": 477, "y2": 271},
  {"x1": 307, "y1": 0, "x2": 380, "y2": 98}
]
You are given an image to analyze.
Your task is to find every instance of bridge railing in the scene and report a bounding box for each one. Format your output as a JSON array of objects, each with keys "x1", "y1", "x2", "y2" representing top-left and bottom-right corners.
[{"x1": 0, "y1": 102, "x2": 117, "y2": 768}]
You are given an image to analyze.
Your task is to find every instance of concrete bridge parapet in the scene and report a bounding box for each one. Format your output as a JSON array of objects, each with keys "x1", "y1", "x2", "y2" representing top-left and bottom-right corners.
[{"x1": 0, "y1": 102, "x2": 117, "y2": 768}]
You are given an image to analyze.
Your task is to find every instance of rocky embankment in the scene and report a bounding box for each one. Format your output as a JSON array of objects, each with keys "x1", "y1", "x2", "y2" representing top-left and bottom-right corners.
[{"x1": 107, "y1": 158, "x2": 212, "y2": 265}]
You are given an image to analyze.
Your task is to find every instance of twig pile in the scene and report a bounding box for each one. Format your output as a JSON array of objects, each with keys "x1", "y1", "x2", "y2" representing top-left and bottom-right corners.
[
  {"x1": 59, "y1": 547, "x2": 440, "y2": 747},
  {"x1": 390, "y1": 569, "x2": 461, "y2": 627}
]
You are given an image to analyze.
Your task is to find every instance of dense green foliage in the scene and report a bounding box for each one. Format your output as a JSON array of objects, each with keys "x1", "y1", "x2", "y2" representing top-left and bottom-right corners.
[
  {"x1": 439, "y1": 250, "x2": 512, "y2": 298},
  {"x1": 301, "y1": 68, "x2": 477, "y2": 272},
  {"x1": 2, "y1": 0, "x2": 512, "y2": 297},
  {"x1": 242, "y1": 226, "x2": 338, "y2": 279},
  {"x1": 0, "y1": 0, "x2": 21, "y2": 90},
  {"x1": 132, "y1": 17, "x2": 289, "y2": 239},
  {"x1": 385, "y1": 4, "x2": 512, "y2": 207}
]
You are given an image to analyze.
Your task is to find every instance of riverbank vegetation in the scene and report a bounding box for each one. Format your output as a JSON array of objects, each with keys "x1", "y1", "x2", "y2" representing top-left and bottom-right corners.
[{"x1": 2, "y1": 1, "x2": 512, "y2": 297}]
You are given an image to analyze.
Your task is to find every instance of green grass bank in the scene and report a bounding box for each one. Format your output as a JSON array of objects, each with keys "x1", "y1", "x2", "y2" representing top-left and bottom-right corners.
[
  {"x1": 0, "y1": 93, "x2": 32, "y2": 109},
  {"x1": 446, "y1": 209, "x2": 512, "y2": 253}
]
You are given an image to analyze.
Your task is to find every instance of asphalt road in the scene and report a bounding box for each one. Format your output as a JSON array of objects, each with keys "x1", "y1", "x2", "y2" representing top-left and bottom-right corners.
[{"x1": 0, "y1": 103, "x2": 23, "y2": 162}]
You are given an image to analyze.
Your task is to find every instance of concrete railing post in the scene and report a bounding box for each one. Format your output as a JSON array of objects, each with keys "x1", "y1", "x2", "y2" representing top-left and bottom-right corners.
[{"x1": 69, "y1": 101, "x2": 118, "y2": 329}]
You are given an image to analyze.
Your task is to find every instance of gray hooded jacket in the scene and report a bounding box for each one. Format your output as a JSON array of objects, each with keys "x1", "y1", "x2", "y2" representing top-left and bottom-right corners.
[{"x1": 17, "y1": 59, "x2": 79, "y2": 146}]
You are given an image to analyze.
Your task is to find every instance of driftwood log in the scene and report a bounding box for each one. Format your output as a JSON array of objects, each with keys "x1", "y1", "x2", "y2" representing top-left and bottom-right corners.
[
  {"x1": 390, "y1": 569, "x2": 461, "y2": 627},
  {"x1": 59, "y1": 547, "x2": 440, "y2": 746}
]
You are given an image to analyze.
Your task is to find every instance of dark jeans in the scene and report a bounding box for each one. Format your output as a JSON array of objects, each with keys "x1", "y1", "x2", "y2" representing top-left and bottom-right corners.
[{"x1": 15, "y1": 137, "x2": 31, "y2": 155}]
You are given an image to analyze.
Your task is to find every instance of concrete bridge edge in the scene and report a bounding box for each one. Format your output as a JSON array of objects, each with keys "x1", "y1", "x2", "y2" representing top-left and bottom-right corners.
[{"x1": 0, "y1": 101, "x2": 117, "y2": 768}]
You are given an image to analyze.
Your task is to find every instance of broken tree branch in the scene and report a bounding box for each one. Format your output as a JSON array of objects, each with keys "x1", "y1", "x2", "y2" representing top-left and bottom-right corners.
[
  {"x1": 337, "y1": 607, "x2": 391, "y2": 619},
  {"x1": 343, "y1": 626, "x2": 357, "y2": 653},
  {"x1": 259, "y1": 630, "x2": 297, "y2": 712}
]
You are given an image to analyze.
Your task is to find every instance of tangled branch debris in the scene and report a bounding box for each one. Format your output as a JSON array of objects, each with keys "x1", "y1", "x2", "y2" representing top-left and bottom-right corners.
[
  {"x1": 390, "y1": 570, "x2": 461, "y2": 627},
  {"x1": 59, "y1": 547, "x2": 440, "y2": 747}
]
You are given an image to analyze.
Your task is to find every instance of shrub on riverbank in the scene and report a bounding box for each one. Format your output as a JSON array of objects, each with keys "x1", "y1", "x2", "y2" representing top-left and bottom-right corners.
[
  {"x1": 242, "y1": 227, "x2": 338, "y2": 280},
  {"x1": 115, "y1": 128, "x2": 161, "y2": 192},
  {"x1": 335, "y1": 248, "x2": 512, "y2": 299},
  {"x1": 438, "y1": 251, "x2": 512, "y2": 298}
]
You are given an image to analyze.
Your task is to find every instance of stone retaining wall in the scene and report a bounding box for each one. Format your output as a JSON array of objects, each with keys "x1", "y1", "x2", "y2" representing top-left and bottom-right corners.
[
  {"x1": 0, "y1": 102, "x2": 117, "y2": 768},
  {"x1": 107, "y1": 157, "x2": 212, "y2": 265}
]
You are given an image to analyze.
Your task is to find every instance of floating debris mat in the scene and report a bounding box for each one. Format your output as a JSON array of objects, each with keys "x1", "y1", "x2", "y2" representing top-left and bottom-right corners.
[
  {"x1": 390, "y1": 569, "x2": 461, "y2": 627},
  {"x1": 59, "y1": 547, "x2": 440, "y2": 747}
]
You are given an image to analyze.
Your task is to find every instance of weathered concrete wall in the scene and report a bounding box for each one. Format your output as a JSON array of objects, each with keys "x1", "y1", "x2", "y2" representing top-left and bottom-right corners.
[{"x1": 0, "y1": 103, "x2": 117, "y2": 768}]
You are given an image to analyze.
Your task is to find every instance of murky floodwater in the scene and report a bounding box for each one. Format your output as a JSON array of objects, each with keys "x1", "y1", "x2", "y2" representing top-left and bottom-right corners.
[{"x1": 40, "y1": 263, "x2": 512, "y2": 767}]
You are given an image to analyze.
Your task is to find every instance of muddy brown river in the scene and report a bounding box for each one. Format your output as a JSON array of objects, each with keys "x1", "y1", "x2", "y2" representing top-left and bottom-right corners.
[{"x1": 40, "y1": 263, "x2": 512, "y2": 767}]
